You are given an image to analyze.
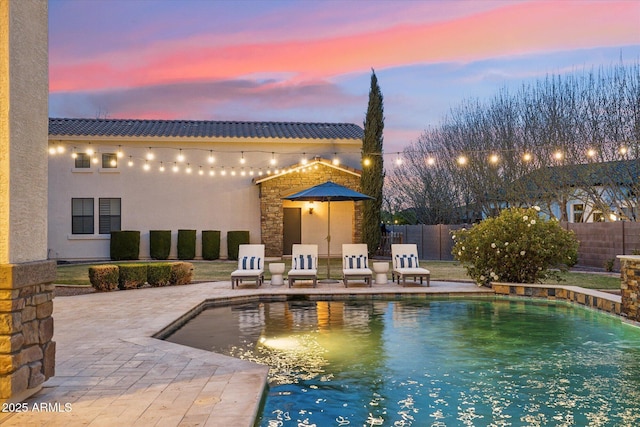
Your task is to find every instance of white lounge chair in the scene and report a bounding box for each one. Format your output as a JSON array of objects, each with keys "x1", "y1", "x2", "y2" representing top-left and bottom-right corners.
[
  {"x1": 230, "y1": 244, "x2": 265, "y2": 289},
  {"x1": 391, "y1": 244, "x2": 430, "y2": 286},
  {"x1": 288, "y1": 244, "x2": 318, "y2": 287},
  {"x1": 342, "y1": 244, "x2": 372, "y2": 287}
]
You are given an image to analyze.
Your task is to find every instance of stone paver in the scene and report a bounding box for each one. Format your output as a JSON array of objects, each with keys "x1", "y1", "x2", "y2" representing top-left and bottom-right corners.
[{"x1": 0, "y1": 279, "x2": 490, "y2": 426}]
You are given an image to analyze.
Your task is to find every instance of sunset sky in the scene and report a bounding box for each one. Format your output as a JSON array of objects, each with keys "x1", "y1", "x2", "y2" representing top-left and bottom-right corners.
[{"x1": 49, "y1": 0, "x2": 640, "y2": 153}]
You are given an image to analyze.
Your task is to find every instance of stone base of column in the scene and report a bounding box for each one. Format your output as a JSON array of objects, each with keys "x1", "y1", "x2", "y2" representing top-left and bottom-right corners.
[
  {"x1": 618, "y1": 255, "x2": 640, "y2": 323},
  {"x1": 0, "y1": 260, "x2": 56, "y2": 403}
]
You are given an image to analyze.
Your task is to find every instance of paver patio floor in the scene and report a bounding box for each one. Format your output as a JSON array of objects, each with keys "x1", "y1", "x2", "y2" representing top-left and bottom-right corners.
[{"x1": 0, "y1": 280, "x2": 491, "y2": 427}]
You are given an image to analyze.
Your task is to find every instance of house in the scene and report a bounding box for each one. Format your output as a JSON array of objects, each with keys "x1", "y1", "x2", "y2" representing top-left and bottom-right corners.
[
  {"x1": 509, "y1": 160, "x2": 639, "y2": 222},
  {"x1": 48, "y1": 118, "x2": 365, "y2": 260}
]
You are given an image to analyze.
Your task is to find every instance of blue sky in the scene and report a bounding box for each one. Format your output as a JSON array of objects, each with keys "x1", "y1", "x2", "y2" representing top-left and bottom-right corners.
[{"x1": 48, "y1": 0, "x2": 640, "y2": 153}]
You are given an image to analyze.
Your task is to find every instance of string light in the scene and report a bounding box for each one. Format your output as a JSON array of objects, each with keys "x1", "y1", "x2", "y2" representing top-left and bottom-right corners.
[
  {"x1": 332, "y1": 153, "x2": 340, "y2": 166},
  {"x1": 116, "y1": 146, "x2": 124, "y2": 158},
  {"x1": 86, "y1": 144, "x2": 94, "y2": 157},
  {"x1": 127, "y1": 156, "x2": 134, "y2": 167},
  {"x1": 363, "y1": 158, "x2": 371, "y2": 167},
  {"x1": 185, "y1": 164, "x2": 192, "y2": 174},
  {"x1": 92, "y1": 155, "x2": 99, "y2": 164},
  {"x1": 240, "y1": 152, "x2": 246, "y2": 164},
  {"x1": 159, "y1": 162, "x2": 165, "y2": 172},
  {"x1": 208, "y1": 151, "x2": 215, "y2": 164},
  {"x1": 522, "y1": 152, "x2": 532, "y2": 162},
  {"x1": 146, "y1": 147, "x2": 154, "y2": 160},
  {"x1": 109, "y1": 157, "x2": 117, "y2": 167},
  {"x1": 198, "y1": 166, "x2": 204, "y2": 176},
  {"x1": 71, "y1": 147, "x2": 78, "y2": 159},
  {"x1": 457, "y1": 155, "x2": 467, "y2": 166},
  {"x1": 553, "y1": 150, "x2": 564, "y2": 161},
  {"x1": 177, "y1": 149, "x2": 185, "y2": 162},
  {"x1": 172, "y1": 162, "x2": 179, "y2": 173},
  {"x1": 48, "y1": 146, "x2": 57, "y2": 155},
  {"x1": 270, "y1": 152, "x2": 277, "y2": 165},
  {"x1": 395, "y1": 153, "x2": 403, "y2": 166},
  {"x1": 221, "y1": 167, "x2": 226, "y2": 176},
  {"x1": 301, "y1": 153, "x2": 308, "y2": 165},
  {"x1": 587, "y1": 148, "x2": 597, "y2": 158},
  {"x1": 489, "y1": 153, "x2": 499, "y2": 164},
  {"x1": 426, "y1": 157, "x2": 435, "y2": 166},
  {"x1": 231, "y1": 168, "x2": 236, "y2": 176},
  {"x1": 143, "y1": 160, "x2": 150, "y2": 171},
  {"x1": 619, "y1": 146, "x2": 628, "y2": 155}
]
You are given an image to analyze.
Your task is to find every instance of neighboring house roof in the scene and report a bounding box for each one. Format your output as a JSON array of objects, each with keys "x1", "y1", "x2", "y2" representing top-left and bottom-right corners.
[
  {"x1": 253, "y1": 157, "x2": 361, "y2": 184},
  {"x1": 509, "y1": 159, "x2": 639, "y2": 199},
  {"x1": 49, "y1": 118, "x2": 364, "y2": 140}
]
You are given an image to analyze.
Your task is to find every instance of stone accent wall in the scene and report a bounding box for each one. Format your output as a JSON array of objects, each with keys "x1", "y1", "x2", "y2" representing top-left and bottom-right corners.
[
  {"x1": 258, "y1": 162, "x2": 363, "y2": 257},
  {"x1": 618, "y1": 255, "x2": 640, "y2": 322},
  {"x1": 0, "y1": 261, "x2": 56, "y2": 402}
]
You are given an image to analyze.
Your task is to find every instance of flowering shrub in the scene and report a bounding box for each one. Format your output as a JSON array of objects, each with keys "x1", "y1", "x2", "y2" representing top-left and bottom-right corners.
[{"x1": 452, "y1": 207, "x2": 579, "y2": 286}]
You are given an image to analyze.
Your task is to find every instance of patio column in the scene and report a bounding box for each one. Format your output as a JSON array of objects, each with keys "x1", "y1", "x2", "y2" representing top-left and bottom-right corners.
[
  {"x1": 618, "y1": 255, "x2": 640, "y2": 323},
  {"x1": 0, "y1": 0, "x2": 56, "y2": 403}
]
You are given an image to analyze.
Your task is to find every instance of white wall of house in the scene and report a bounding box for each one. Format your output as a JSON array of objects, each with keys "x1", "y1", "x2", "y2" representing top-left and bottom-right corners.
[{"x1": 48, "y1": 137, "x2": 361, "y2": 260}]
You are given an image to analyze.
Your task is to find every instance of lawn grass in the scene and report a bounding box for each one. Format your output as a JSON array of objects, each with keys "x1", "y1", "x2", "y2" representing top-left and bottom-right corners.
[{"x1": 54, "y1": 259, "x2": 621, "y2": 290}]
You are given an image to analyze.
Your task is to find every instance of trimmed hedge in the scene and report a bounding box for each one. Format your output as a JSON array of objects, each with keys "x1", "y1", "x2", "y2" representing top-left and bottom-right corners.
[
  {"x1": 177, "y1": 229, "x2": 196, "y2": 260},
  {"x1": 118, "y1": 263, "x2": 148, "y2": 290},
  {"x1": 227, "y1": 230, "x2": 250, "y2": 260},
  {"x1": 147, "y1": 263, "x2": 172, "y2": 287},
  {"x1": 202, "y1": 230, "x2": 221, "y2": 260},
  {"x1": 88, "y1": 265, "x2": 119, "y2": 291},
  {"x1": 170, "y1": 262, "x2": 194, "y2": 286},
  {"x1": 110, "y1": 230, "x2": 140, "y2": 261},
  {"x1": 150, "y1": 230, "x2": 171, "y2": 260}
]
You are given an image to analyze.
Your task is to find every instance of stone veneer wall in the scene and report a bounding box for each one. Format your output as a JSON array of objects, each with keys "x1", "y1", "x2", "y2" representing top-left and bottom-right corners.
[
  {"x1": 0, "y1": 261, "x2": 56, "y2": 402},
  {"x1": 618, "y1": 255, "x2": 640, "y2": 322},
  {"x1": 259, "y1": 164, "x2": 363, "y2": 257}
]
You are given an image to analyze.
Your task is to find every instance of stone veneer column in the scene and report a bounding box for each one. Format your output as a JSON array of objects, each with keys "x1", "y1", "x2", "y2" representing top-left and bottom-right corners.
[
  {"x1": 618, "y1": 255, "x2": 640, "y2": 323},
  {"x1": 0, "y1": 0, "x2": 56, "y2": 403}
]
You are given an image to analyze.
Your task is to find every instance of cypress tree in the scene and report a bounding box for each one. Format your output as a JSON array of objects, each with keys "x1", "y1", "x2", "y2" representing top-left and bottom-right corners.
[{"x1": 361, "y1": 69, "x2": 385, "y2": 254}]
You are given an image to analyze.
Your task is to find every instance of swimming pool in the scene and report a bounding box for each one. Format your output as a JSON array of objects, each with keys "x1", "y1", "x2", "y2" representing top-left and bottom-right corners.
[{"x1": 165, "y1": 298, "x2": 640, "y2": 426}]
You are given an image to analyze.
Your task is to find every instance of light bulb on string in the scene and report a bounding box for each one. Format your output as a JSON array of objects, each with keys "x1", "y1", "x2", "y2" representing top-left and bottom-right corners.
[
  {"x1": 332, "y1": 153, "x2": 340, "y2": 166},
  {"x1": 172, "y1": 162, "x2": 179, "y2": 173},
  {"x1": 49, "y1": 146, "x2": 57, "y2": 155},
  {"x1": 127, "y1": 156, "x2": 134, "y2": 167},
  {"x1": 56, "y1": 145, "x2": 65, "y2": 154},
  {"x1": 553, "y1": 150, "x2": 563, "y2": 161},
  {"x1": 177, "y1": 149, "x2": 185, "y2": 162},
  {"x1": 109, "y1": 158, "x2": 117, "y2": 167},
  {"x1": 249, "y1": 168, "x2": 254, "y2": 176},
  {"x1": 146, "y1": 147, "x2": 154, "y2": 160},
  {"x1": 457, "y1": 155, "x2": 467, "y2": 166},
  {"x1": 71, "y1": 147, "x2": 78, "y2": 159},
  {"x1": 159, "y1": 162, "x2": 165, "y2": 172},
  {"x1": 395, "y1": 153, "x2": 403, "y2": 166},
  {"x1": 143, "y1": 160, "x2": 150, "y2": 171},
  {"x1": 522, "y1": 153, "x2": 532, "y2": 162},
  {"x1": 619, "y1": 146, "x2": 628, "y2": 155},
  {"x1": 258, "y1": 169, "x2": 263, "y2": 176},
  {"x1": 208, "y1": 151, "x2": 215, "y2": 164},
  {"x1": 198, "y1": 166, "x2": 204, "y2": 176},
  {"x1": 587, "y1": 148, "x2": 597, "y2": 158},
  {"x1": 231, "y1": 168, "x2": 236, "y2": 176},
  {"x1": 426, "y1": 157, "x2": 435, "y2": 166},
  {"x1": 240, "y1": 152, "x2": 246, "y2": 164},
  {"x1": 489, "y1": 153, "x2": 499, "y2": 164},
  {"x1": 116, "y1": 146, "x2": 124, "y2": 158},
  {"x1": 185, "y1": 164, "x2": 192, "y2": 174},
  {"x1": 301, "y1": 153, "x2": 308, "y2": 165},
  {"x1": 363, "y1": 158, "x2": 371, "y2": 167},
  {"x1": 86, "y1": 144, "x2": 94, "y2": 157},
  {"x1": 92, "y1": 155, "x2": 99, "y2": 164},
  {"x1": 270, "y1": 152, "x2": 277, "y2": 166},
  {"x1": 241, "y1": 168, "x2": 246, "y2": 176},
  {"x1": 221, "y1": 167, "x2": 226, "y2": 176},
  {"x1": 209, "y1": 167, "x2": 215, "y2": 177}
]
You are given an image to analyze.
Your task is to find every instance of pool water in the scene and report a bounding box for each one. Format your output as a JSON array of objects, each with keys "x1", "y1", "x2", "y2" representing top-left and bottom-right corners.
[{"x1": 165, "y1": 298, "x2": 640, "y2": 426}]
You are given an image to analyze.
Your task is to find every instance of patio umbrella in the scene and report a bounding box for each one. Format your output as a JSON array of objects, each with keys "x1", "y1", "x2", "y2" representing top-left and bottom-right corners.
[{"x1": 283, "y1": 181, "x2": 373, "y2": 280}]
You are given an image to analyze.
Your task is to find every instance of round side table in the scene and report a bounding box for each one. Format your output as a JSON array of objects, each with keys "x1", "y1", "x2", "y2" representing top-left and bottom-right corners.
[
  {"x1": 372, "y1": 262, "x2": 389, "y2": 285},
  {"x1": 269, "y1": 262, "x2": 285, "y2": 286}
]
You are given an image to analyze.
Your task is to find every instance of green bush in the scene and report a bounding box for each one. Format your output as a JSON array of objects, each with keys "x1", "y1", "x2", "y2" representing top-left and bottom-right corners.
[
  {"x1": 88, "y1": 265, "x2": 119, "y2": 291},
  {"x1": 147, "y1": 263, "x2": 172, "y2": 287},
  {"x1": 202, "y1": 230, "x2": 221, "y2": 260},
  {"x1": 452, "y1": 207, "x2": 579, "y2": 286},
  {"x1": 170, "y1": 262, "x2": 194, "y2": 286},
  {"x1": 177, "y1": 229, "x2": 196, "y2": 260},
  {"x1": 227, "y1": 230, "x2": 250, "y2": 260},
  {"x1": 150, "y1": 230, "x2": 171, "y2": 260},
  {"x1": 118, "y1": 263, "x2": 148, "y2": 289},
  {"x1": 110, "y1": 231, "x2": 140, "y2": 261}
]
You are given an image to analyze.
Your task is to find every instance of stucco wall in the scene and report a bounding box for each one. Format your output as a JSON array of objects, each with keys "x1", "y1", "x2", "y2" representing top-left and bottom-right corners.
[{"x1": 0, "y1": 0, "x2": 49, "y2": 264}]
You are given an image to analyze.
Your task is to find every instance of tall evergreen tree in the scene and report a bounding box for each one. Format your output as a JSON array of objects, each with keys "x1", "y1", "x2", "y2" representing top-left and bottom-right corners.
[{"x1": 361, "y1": 69, "x2": 385, "y2": 254}]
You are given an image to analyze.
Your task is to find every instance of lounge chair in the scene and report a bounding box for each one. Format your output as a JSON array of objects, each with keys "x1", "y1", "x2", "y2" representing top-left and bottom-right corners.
[
  {"x1": 342, "y1": 243, "x2": 372, "y2": 287},
  {"x1": 391, "y1": 244, "x2": 430, "y2": 286},
  {"x1": 288, "y1": 244, "x2": 318, "y2": 287},
  {"x1": 230, "y1": 244, "x2": 265, "y2": 289}
]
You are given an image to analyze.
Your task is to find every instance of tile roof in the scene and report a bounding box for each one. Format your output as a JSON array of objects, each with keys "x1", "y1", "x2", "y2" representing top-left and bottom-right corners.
[{"x1": 49, "y1": 118, "x2": 363, "y2": 140}]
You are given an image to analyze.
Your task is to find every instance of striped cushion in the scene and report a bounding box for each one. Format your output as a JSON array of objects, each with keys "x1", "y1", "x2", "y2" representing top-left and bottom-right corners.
[
  {"x1": 345, "y1": 255, "x2": 367, "y2": 269},
  {"x1": 395, "y1": 254, "x2": 418, "y2": 268},
  {"x1": 293, "y1": 254, "x2": 314, "y2": 270},
  {"x1": 241, "y1": 256, "x2": 261, "y2": 270}
]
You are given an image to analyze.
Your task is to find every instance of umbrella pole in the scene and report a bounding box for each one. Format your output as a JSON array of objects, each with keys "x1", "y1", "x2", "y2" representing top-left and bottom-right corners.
[{"x1": 327, "y1": 200, "x2": 331, "y2": 279}]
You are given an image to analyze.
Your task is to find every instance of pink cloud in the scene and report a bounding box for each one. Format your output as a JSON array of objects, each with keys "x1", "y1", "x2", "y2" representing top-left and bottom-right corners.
[{"x1": 50, "y1": 1, "x2": 639, "y2": 92}]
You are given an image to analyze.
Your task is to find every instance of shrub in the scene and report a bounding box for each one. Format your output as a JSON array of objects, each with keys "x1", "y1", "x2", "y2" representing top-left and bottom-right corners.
[
  {"x1": 227, "y1": 230, "x2": 250, "y2": 260},
  {"x1": 110, "y1": 231, "x2": 140, "y2": 261},
  {"x1": 147, "y1": 263, "x2": 172, "y2": 287},
  {"x1": 452, "y1": 207, "x2": 579, "y2": 286},
  {"x1": 88, "y1": 265, "x2": 119, "y2": 291},
  {"x1": 150, "y1": 230, "x2": 171, "y2": 260},
  {"x1": 118, "y1": 263, "x2": 148, "y2": 289},
  {"x1": 177, "y1": 229, "x2": 196, "y2": 260},
  {"x1": 170, "y1": 262, "x2": 194, "y2": 286},
  {"x1": 202, "y1": 230, "x2": 221, "y2": 260}
]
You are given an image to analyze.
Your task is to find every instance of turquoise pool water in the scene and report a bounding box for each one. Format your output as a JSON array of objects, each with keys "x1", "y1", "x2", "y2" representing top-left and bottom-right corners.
[{"x1": 165, "y1": 298, "x2": 640, "y2": 426}]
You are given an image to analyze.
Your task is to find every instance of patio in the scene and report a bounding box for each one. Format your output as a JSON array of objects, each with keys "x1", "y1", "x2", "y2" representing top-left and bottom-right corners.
[{"x1": 0, "y1": 280, "x2": 491, "y2": 427}]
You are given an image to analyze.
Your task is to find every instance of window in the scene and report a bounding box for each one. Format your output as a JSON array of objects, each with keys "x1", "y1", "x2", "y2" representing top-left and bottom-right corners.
[
  {"x1": 74, "y1": 153, "x2": 90, "y2": 168},
  {"x1": 72, "y1": 198, "x2": 94, "y2": 234},
  {"x1": 102, "y1": 153, "x2": 118, "y2": 168},
  {"x1": 99, "y1": 198, "x2": 121, "y2": 234},
  {"x1": 572, "y1": 204, "x2": 584, "y2": 223},
  {"x1": 592, "y1": 211, "x2": 605, "y2": 222}
]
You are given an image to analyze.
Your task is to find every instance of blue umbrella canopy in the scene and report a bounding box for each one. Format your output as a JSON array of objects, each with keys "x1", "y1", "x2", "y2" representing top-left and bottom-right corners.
[
  {"x1": 283, "y1": 181, "x2": 373, "y2": 202},
  {"x1": 283, "y1": 181, "x2": 373, "y2": 281}
]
